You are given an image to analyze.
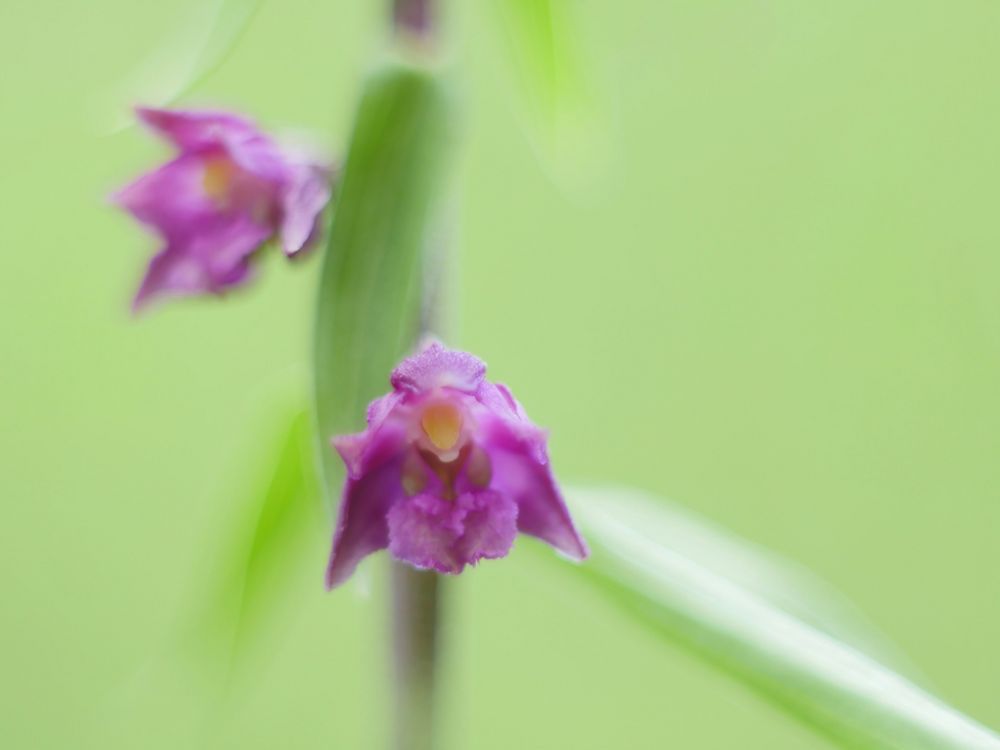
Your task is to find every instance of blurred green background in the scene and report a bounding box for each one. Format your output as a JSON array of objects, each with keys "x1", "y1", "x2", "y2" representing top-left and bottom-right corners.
[{"x1": 2, "y1": 1, "x2": 999, "y2": 747}]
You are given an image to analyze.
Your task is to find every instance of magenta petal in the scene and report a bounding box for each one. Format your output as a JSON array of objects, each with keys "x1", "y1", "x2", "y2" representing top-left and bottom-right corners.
[
  {"x1": 387, "y1": 491, "x2": 517, "y2": 574},
  {"x1": 390, "y1": 341, "x2": 487, "y2": 394},
  {"x1": 366, "y1": 391, "x2": 405, "y2": 429},
  {"x1": 136, "y1": 107, "x2": 259, "y2": 151},
  {"x1": 387, "y1": 494, "x2": 465, "y2": 574},
  {"x1": 192, "y1": 213, "x2": 272, "y2": 279},
  {"x1": 453, "y1": 491, "x2": 518, "y2": 565},
  {"x1": 279, "y1": 164, "x2": 331, "y2": 256},
  {"x1": 133, "y1": 247, "x2": 198, "y2": 308},
  {"x1": 131, "y1": 213, "x2": 270, "y2": 310},
  {"x1": 133, "y1": 246, "x2": 248, "y2": 310},
  {"x1": 326, "y1": 458, "x2": 406, "y2": 589},
  {"x1": 474, "y1": 382, "x2": 584, "y2": 557},
  {"x1": 333, "y1": 413, "x2": 407, "y2": 480},
  {"x1": 489, "y1": 446, "x2": 588, "y2": 561},
  {"x1": 137, "y1": 106, "x2": 292, "y2": 184},
  {"x1": 113, "y1": 154, "x2": 214, "y2": 238}
]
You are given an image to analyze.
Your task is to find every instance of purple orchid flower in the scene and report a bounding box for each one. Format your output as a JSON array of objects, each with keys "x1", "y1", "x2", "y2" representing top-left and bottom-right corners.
[
  {"x1": 326, "y1": 341, "x2": 588, "y2": 588},
  {"x1": 114, "y1": 107, "x2": 331, "y2": 310}
]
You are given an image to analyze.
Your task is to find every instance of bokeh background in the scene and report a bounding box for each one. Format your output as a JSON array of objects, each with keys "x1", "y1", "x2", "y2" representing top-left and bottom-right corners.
[{"x1": 2, "y1": 1, "x2": 999, "y2": 747}]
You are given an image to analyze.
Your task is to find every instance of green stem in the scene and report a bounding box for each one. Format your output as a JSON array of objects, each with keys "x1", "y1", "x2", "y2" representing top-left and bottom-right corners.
[
  {"x1": 390, "y1": 168, "x2": 452, "y2": 750},
  {"x1": 391, "y1": 565, "x2": 441, "y2": 750}
]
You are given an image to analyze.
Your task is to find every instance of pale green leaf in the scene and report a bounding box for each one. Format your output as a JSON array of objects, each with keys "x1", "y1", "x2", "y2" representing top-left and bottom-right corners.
[
  {"x1": 568, "y1": 485, "x2": 917, "y2": 674},
  {"x1": 564, "y1": 485, "x2": 1000, "y2": 750},
  {"x1": 313, "y1": 57, "x2": 453, "y2": 502},
  {"x1": 101, "y1": 0, "x2": 263, "y2": 133},
  {"x1": 492, "y1": 0, "x2": 603, "y2": 184},
  {"x1": 187, "y1": 409, "x2": 324, "y2": 679}
]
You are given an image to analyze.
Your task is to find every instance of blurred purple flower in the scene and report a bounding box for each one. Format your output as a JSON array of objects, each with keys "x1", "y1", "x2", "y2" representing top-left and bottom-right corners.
[
  {"x1": 326, "y1": 341, "x2": 588, "y2": 588},
  {"x1": 114, "y1": 107, "x2": 331, "y2": 310}
]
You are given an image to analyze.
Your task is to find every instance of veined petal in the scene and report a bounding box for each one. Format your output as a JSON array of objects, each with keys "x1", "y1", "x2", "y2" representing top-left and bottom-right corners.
[{"x1": 326, "y1": 457, "x2": 406, "y2": 589}]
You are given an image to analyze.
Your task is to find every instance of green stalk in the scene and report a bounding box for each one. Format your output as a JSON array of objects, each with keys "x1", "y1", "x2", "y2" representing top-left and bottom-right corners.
[{"x1": 391, "y1": 565, "x2": 441, "y2": 750}]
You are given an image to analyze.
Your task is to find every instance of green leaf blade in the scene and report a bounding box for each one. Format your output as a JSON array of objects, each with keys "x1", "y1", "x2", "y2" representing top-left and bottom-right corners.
[
  {"x1": 565, "y1": 485, "x2": 1000, "y2": 750},
  {"x1": 102, "y1": 0, "x2": 263, "y2": 133},
  {"x1": 494, "y1": 0, "x2": 603, "y2": 184},
  {"x1": 313, "y1": 59, "x2": 453, "y2": 502},
  {"x1": 188, "y1": 408, "x2": 323, "y2": 677}
]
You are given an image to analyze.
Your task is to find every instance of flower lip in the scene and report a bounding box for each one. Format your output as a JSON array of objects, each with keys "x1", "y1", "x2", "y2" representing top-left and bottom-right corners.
[{"x1": 387, "y1": 491, "x2": 519, "y2": 575}]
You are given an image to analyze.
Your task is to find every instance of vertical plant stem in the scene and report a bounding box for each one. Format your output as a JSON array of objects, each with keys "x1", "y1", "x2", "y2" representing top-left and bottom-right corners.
[
  {"x1": 392, "y1": 161, "x2": 451, "y2": 750},
  {"x1": 392, "y1": 0, "x2": 450, "y2": 693},
  {"x1": 314, "y1": 2, "x2": 451, "y2": 745},
  {"x1": 393, "y1": 0, "x2": 434, "y2": 39},
  {"x1": 391, "y1": 564, "x2": 441, "y2": 750}
]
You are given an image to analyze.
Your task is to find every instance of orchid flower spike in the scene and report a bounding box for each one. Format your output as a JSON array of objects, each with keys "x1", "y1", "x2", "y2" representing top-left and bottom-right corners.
[
  {"x1": 326, "y1": 341, "x2": 588, "y2": 588},
  {"x1": 114, "y1": 107, "x2": 331, "y2": 310}
]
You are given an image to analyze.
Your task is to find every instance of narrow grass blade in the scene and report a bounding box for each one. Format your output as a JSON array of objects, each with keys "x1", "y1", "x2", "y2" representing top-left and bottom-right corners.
[
  {"x1": 564, "y1": 485, "x2": 1000, "y2": 750},
  {"x1": 103, "y1": 406, "x2": 324, "y2": 740},
  {"x1": 492, "y1": 0, "x2": 602, "y2": 183},
  {"x1": 188, "y1": 409, "x2": 323, "y2": 677},
  {"x1": 568, "y1": 486, "x2": 916, "y2": 674},
  {"x1": 100, "y1": 0, "x2": 263, "y2": 133}
]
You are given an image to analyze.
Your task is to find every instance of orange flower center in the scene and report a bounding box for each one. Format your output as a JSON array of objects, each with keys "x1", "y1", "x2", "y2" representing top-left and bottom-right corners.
[
  {"x1": 202, "y1": 156, "x2": 237, "y2": 206},
  {"x1": 421, "y1": 402, "x2": 462, "y2": 453}
]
